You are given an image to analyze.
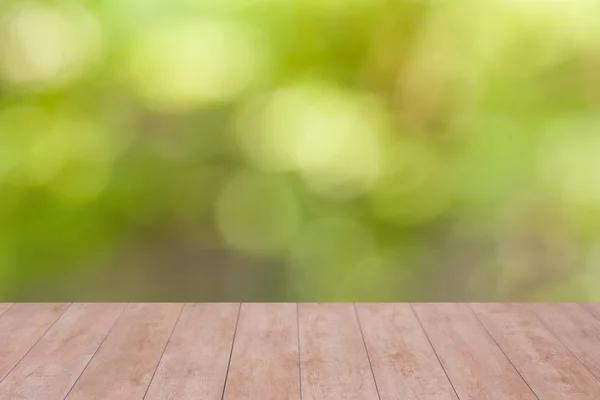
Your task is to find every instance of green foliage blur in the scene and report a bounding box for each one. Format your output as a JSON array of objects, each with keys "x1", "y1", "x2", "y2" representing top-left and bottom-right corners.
[{"x1": 1, "y1": 0, "x2": 600, "y2": 301}]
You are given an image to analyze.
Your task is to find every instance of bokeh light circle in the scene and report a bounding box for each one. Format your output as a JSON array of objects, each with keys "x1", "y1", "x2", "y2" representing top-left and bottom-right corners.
[
  {"x1": 237, "y1": 82, "x2": 386, "y2": 200},
  {"x1": 0, "y1": 2, "x2": 103, "y2": 90},
  {"x1": 126, "y1": 18, "x2": 267, "y2": 111}
]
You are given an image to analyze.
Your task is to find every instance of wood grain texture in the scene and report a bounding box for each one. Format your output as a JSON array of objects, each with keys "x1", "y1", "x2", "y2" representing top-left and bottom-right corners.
[
  {"x1": 299, "y1": 303, "x2": 379, "y2": 400},
  {"x1": 64, "y1": 303, "x2": 182, "y2": 400},
  {"x1": 356, "y1": 303, "x2": 458, "y2": 400},
  {"x1": 471, "y1": 303, "x2": 600, "y2": 399},
  {"x1": 0, "y1": 303, "x2": 70, "y2": 382},
  {"x1": 413, "y1": 303, "x2": 536, "y2": 400},
  {"x1": 223, "y1": 303, "x2": 299, "y2": 400},
  {"x1": 0, "y1": 304, "x2": 12, "y2": 317},
  {"x1": 581, "y1": 303, "x2": 600, "y2": 322},
  {"x1": 0, "y1": 303, "x2": 125, "y2": 400},
  {"x1": 144, "y1": 303, "x2": 239, "y2": 400},
  {"x1": 3, "y1": 302, "x2": 600, "y2": 398},
  {"x1": 528, "y1": 303, "x2": 600, "y2": 381}
]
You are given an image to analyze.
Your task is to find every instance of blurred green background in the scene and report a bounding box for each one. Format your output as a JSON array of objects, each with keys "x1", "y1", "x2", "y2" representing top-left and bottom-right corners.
[{"x1": 1, "y1": 0, "x2": 599, "y2": 301}]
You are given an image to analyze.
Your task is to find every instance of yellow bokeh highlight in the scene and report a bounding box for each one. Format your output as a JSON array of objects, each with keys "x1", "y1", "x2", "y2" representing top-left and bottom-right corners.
[
  {"x1": 538, "y1": 116, "x2": 600, "y2": 208},
  {"x1": 0, "y1": 2, "x2": 103, "y2": 90},
  {"x1": 126, "y1": 18, "x2": 267, "y2": 111},
  {"x1": 236, "y1": 82, "x2": 387, "y2": 201},
  {"x1": 234, "y1": 90, "x2": 305, "y2": 173}
]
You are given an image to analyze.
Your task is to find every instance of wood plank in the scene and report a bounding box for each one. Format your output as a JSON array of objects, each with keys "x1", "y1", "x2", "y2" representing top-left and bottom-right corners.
[
  {"x1": 144, "y1": 303, "x2": 239, "y2": 400},
  {"x1": 64, "y1": 303, "x2": 182, "y2": 400},
  {"x1": 355, "y1": 303, "x2": 458, "y2": 399},
  {"x1": 223, "y1": 303, "x2": 299, "y2": 400},
  {"x1": 299, "y1": 303, "x2": 379, "y2": 400},
  {"x1": 0, "y1": 303, "x2": 70, "y2": 381},
  {"x1": 0, "y1": 303, "x2": 126, "y2": 400},
  {"x1": 412, "y1": 303, "x2": 536, "y2": 399},
  {"x1": 581, "y1": 303, "x2": 600, "y2": 322},
  {"x1": 471, "y1": 303, "x2": 600, "y2": 399},
  {"x1": 528, "y1": 303, "x2": 600, "y2": 381},
  {"x1": 0, "y1": 304, "x2": 12, "y2": 317}
]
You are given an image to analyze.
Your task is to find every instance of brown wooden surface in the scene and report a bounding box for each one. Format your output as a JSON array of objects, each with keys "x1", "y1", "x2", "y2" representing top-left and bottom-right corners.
[
  {"x1": 527, "y1": 303, "x2": 600, "y2": 382},
  {"x1": 64, "y1": 303, "x2": 182, "y2": 400},
  {"x1": 471, "y1": 303, "x2": 600, "y2": 399},
  {"x1": 0, "y1": 303, "x2": 12, "y2": 317},
  {"x1": 145, "y1": 303, "x2": 239, "y2": 400},
  {"x1": 412, "y1": 303, "x2": 537, "y2": 399},
  {"x1": 356, "y1": 303, "x2": 459, "y2": 399},
  {"x1": 0, "y1": 303, "x2": 125, "y2": 400},
  {"x1": 0, "y1": 303, "x2": 600, "y2": 399},
  {"x1": 299, "y1": 303, "x2": 379, "y2": 400},
  {"x1": 224, "y1": 303, "x2": 299, "y2": 400},
  {"x1": 0, "y1": 303, "x2": 69, "y2": 381}
]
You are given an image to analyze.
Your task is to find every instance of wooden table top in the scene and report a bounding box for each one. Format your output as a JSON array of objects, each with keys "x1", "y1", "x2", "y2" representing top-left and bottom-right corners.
[{"x1": 0, "y1": 303, "x2": 599, "y2": 399}]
